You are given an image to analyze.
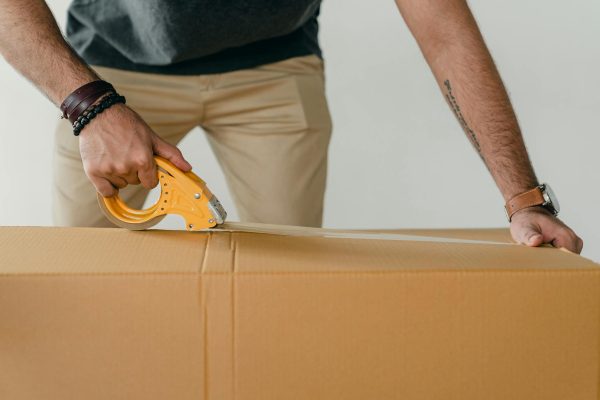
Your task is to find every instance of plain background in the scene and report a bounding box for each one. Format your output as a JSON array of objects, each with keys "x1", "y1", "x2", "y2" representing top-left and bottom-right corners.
[{"x1": 1, "y1": 1, "x2": 598, "y2": 261}]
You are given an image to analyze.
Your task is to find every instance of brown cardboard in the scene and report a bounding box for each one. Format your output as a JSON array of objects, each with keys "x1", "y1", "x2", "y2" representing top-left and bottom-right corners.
[{"x1": 0, "y1": 225, "x2": 599, "y2": 399}]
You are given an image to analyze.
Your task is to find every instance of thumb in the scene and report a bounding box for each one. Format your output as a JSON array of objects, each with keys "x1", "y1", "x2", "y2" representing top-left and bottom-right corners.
[
  {"x1": 153, "y1": 137, "x2": 192, "y2": 172},
  {"x1": 520, "y1": 224, "x2": 544, "y2": 247}
]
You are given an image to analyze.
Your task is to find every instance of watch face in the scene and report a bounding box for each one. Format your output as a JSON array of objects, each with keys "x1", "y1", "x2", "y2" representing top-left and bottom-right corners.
[{"x1": 542, "y1": 183, "x2": 560, "y2": 215}]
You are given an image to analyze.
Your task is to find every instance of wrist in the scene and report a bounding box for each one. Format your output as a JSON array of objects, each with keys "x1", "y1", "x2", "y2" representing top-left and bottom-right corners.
[
  {"x1": 54, "y1": 73, "x2": 100, "y2": 105},
  {"x1": 504, "y1": 183, "x2": 560, "y2": 222},
  {"x1": 60, "y1": 80, "x2": 115, "y2": 122},
  {"x1": 72, "y1": 93, "x2": 127, "y2": 136},
  {"x1": 509, "y1": 205, "x2": 552, "y2": 221},
  {"x1": 501, "y1": 179, "x2": 540, "y2": 202}
]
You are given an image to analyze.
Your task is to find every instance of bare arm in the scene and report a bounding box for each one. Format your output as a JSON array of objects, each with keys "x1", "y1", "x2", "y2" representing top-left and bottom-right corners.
[
  {"x1": 0, "y1": 0, "x2": 191, "y2": 197},
  {"x1": 0, "y1": 0, "x2": 98, "y2": 104},
  {"x1": 394, "y1": 0, "x2": 583, "y2": 252},
  {"x1": 394, "y1": 0, "x2": 536, "y2": 200}
]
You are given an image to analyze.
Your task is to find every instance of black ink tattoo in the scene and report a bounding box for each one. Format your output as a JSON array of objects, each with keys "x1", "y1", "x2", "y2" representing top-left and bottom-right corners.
[{"x1": 443, "y1": 79, "x2": 481, "y2": 153}]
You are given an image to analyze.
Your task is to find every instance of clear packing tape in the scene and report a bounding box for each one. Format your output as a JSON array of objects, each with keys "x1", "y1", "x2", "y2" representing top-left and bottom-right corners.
[{"x1": 206, "y1": 221, "x2": 514, "y2": 246}]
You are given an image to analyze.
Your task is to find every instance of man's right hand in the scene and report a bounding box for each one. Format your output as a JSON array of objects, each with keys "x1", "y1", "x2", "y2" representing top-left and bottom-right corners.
[
  {"x1": 0, "y1": 1, "x2": 192, "y2": 197},
  {"x1": 79, "y1": 103, "x2": 192, "y2": 197}
]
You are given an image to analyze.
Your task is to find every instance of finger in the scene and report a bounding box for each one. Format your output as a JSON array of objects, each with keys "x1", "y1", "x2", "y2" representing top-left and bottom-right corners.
[
  {"x1": 552, "y1": 232, "x2": 581, "y2": 254},
  {"x1": 108, "y1": 175, "x2": 128, "y2": 189},
  {"x1": 576, "y1": 237, "x2": 584, "y2": 254},
  {"x1": 106, "y1": 164, "x2": 139, "y2": 186},
  {"x1": 120, "y1": 172, "x2": 141, "y2": 186},
  {"x1": 153, "y1": 137, "x2": 192, "y2": 171},
  {"x1": 516, "y1": 223, "x2": 544, "y2": 247},
  {"x1": 137, "y1": 158, "x2": 159, "y2": 190},
  {"x1": 92, "y1": 176, "x2": 117, "y2": 197}
]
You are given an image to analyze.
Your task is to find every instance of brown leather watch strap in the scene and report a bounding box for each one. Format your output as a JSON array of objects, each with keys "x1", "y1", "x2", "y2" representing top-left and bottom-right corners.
[{"x1": 505, "y1": 186, "x2": 545, "y2": 221}]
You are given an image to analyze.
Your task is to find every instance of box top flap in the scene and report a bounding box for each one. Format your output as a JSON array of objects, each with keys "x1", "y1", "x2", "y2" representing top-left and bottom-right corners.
[
  {"x1": 0, "y1": 226, "x2": 596, "y2": 275},
  {"x1": 0, "y1": 227, "x2": 207, "y2": 275}
]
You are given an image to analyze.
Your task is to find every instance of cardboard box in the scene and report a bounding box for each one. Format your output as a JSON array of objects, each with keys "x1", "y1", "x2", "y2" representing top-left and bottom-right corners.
[{"x1": 0, "y1": 225, "x2": 599, "y2": 399}]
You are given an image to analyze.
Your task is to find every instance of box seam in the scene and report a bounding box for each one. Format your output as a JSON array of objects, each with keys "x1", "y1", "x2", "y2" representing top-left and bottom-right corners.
[
  {"x1": 202, "y1": 277, "x2": 209, "y2": 400},
  {"x1": 231, "y1": 261, "x2": 236, "y2": 400},
  {"x1": 200, "y1": 233, "x2": 211, "y2": 274}
]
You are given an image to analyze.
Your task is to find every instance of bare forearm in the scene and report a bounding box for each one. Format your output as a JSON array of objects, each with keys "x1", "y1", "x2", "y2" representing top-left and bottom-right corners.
[
  {"x1": 396, "y1": 0, "x2": 538, "y2": 200},
  {"x1": 0, "y1": 0, "x2": 98, "y2": 105}
]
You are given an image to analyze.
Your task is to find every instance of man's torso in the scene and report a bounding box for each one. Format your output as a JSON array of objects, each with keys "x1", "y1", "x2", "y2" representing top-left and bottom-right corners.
[{"x1": 66, "y1": 0, "x2": 322, "y2": 75}]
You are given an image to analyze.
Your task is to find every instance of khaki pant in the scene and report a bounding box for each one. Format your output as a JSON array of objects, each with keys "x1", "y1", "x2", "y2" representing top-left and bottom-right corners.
[{"x1": 52, "y1": 55, "x2": 332, "y2": 228}]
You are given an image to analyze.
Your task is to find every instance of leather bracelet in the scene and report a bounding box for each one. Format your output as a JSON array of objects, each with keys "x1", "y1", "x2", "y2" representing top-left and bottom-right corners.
[
  {"x1": 73, "y1": 93, "x2": 126, "y2": 136},
  {"x1": 60, "y1": 80, "x2": 114, "y2": 121},
  {"x1": 67, "y1": 89, "x2": 115, "y2": 124},
  {"x1": 60, "y1": 80, "x2": 113, "y2": 117}
]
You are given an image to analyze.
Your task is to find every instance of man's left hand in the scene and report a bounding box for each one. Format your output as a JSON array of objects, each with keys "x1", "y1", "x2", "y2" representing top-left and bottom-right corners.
[{"x1": 510, "y1": 207, "x2": 583, "y2": 254}]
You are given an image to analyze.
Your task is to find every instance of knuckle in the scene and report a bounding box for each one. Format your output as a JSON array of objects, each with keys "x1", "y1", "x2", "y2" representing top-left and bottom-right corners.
[
  {"x1": 87, "y1": 166, "x2": 101, "y2": 176},
  {"x1": 98, "y1": 186, "x2": 114, "y2": 197},
  {"x1": 113, "y1": 164, "x2": 130, "y2": 176},
  {"x1": 85, "y1": 162, "x2": 102, "y2": 176},
  {"x1": 133, "y1": 155, "x2": 152, "y2": 169},
  {"x1": 127, "y1": 176, "x2": 141, "y2": 185},
  {"x1": 566, "y1": 230, "x2": 578, "y2": 242},
  {"x1": 141, "y1": 180, "x2": 156, "y2": 190},
  {"x1": 99, "y1": 163, "x2": 114, "y2": 175},
  {"x1": 172, "y1": 146, "x2": 183, "y2": 156},
  {"x1": 144, "y1": 175, "x2": 158, "y2": 189}
]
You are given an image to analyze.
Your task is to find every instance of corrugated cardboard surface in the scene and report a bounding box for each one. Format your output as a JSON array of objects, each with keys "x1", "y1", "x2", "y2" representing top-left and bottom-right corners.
[{"x1": 0, "y1": 226, "x2": 599, "y2": 399}]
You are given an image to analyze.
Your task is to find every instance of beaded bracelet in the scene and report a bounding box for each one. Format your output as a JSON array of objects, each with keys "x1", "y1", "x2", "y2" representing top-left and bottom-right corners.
[{"x1": 72, "y1": 93, "x2": 126, "y2": 136}]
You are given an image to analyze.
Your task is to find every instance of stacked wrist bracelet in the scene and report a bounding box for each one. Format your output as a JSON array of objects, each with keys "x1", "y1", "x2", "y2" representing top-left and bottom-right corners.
[
  {"x1": 72, "y1": 93, "x2": 126, "y2": 136},
  {"x1": 59, "y1": 80, "x2": 126, "y2": 136}
]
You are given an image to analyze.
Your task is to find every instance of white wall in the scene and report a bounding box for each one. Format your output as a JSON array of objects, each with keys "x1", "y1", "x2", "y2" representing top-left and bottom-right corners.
[{"x1": 1, "y1": 0, "x2": 598, "y2": 261}]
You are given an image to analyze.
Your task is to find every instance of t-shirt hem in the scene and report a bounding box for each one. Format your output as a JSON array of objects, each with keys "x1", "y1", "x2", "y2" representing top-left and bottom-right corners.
[{"x1": 83, "y1": 48, "x2": 322, "y2": 76}]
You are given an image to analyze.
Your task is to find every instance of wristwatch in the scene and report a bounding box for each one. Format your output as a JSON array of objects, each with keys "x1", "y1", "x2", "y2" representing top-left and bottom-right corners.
[{"x1": 504, "y1": 183, "x2": 560, "y2": 222}]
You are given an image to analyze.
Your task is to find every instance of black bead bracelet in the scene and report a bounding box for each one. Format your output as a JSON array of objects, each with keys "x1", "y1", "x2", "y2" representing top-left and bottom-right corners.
[{"x1": 72, "y1": 92, "x2": 126, "y2": 136}]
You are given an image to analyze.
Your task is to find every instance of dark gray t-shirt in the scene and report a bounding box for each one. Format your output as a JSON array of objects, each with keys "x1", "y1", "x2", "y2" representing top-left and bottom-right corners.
[{"x1": 65, "y1": 0, "x2": 322, "y2": 75}]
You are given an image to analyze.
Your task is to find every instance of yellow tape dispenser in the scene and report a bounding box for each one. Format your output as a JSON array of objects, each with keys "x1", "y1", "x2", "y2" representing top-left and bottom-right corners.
[{"x1": 97, "y1": 156, "x2": 227, "y2": 231}]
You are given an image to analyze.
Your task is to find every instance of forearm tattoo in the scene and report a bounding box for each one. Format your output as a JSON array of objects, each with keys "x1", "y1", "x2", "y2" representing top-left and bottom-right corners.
[{"x1": 443, "y1": 79, "x2": 481, "y2": 153}]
